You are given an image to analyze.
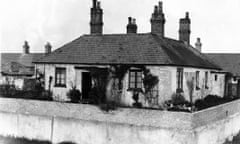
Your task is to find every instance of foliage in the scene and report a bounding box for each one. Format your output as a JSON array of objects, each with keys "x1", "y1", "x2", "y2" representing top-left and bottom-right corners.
[
  {"x1": 111, "y1": 65, "x2": 131, "y2": 89},
  {"x1": 171, "y1": 93, "x2": 188, "y2": 105},
  {"x1": 0, "y1": 78, "x2": 52, "y2": 101},
  {"x1": 194, "y1": 95, "x2": 237, "y2": 111},
  {"x1": 143, "y1": 69, "x2": 159, "y2": 94},
  {"x1": 163, "y1": 93, "x2": 192, "y2": 112},
  {"x1": 89, "y1": 68, "x2": 109, "y2": 104},
  {"x1": 67, "y1": 86, "x2": 81, "y2": 103}
]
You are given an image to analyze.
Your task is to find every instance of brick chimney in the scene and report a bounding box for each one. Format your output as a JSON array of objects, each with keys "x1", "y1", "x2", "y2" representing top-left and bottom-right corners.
[
  {"x1": 179, "y1": 12, "x2": 191, "y2": 44},
  {"x1": 23, "y1": 41, "x2": 30, "y2": 54},
  {"x1": 127, "y1": 17, "x2": 137, "y2": 34},
  {"x1": 45, "y1": 42, "x2": 52, "y2": 54},
  {"x1": 90, "y1": 0, "x2": 103, "y2": 34},
  {"x1": 195, "y1": 38, "x2": 202, "y2": 52},
  {"x1": 150, "y1": 1, "x2": 165, "y2": 37}
]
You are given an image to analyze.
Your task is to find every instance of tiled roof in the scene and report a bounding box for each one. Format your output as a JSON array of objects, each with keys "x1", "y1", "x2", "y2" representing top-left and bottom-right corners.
[
  {"x1": 1, "y1": 62, "x2": 33, "y2": 76},
  {"x1": 1, "y1": 53, "x2": 44, "y2": 67},
  {"x1": 0, "y1": 53, "x2": 44, "y2": 76},
  {"x1": 34, "y1": 33, "x2": 220, "y2": 70},
  {"x1": 206, "y1": 53, "x2": 240, "y2": 76}
]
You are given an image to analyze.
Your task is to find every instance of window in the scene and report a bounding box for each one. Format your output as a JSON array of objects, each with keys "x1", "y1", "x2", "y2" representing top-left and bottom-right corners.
[
  {"x1": 176, "y1": 68, "x2": 183, "y2": 92},
  {"x1": 205, "y1": 72, "x2": 209, "y2": 89},
  {"x1": 128, "y1": 70, "x2": 142, "y2": 90},
  {"x1": 55, "y1": 67, "x2": 66, "y2": 87},
  {"x1": 196, "y1": 71, "x2": 200, "y2": 90}
]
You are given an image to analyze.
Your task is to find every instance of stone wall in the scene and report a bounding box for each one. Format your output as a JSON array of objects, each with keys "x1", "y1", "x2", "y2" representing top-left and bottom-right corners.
[{"x1": 0, "y1": 98, "x2": 240, "y2": 144}]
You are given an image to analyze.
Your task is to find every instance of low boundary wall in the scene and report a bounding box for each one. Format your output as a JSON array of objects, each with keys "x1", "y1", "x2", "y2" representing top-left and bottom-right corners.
[{"x1": 0, "y1": 98, "x2": 240, "y2": 144}]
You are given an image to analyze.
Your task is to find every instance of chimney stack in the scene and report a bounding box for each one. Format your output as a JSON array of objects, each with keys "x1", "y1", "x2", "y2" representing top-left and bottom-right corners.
[
  {"x1": 23, "y1": 41, "x2": 30, "y2": 54},
  {"x1": 179, "y1": 12, "x2": 191, "y2": 44},
  {"x1": 195, "y1": 38, "x2": 202, "y2": 52},
  {"x1": 90, "y1": 0, "x2": 103, "y2": 34},
  {"x1": 127, "y1": 17, "x2": 137, "y2": 34},
  {"x1": 45, "y1": 42, "x2": 52, "y2": 54},
  {"x1": 150, "y1": 1, "x2": 165, "y2": 37}
]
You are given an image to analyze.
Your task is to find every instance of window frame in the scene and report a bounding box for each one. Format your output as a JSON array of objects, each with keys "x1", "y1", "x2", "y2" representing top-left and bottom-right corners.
[
  {"x1": 196, "y1": 71, "x2": 200, "y2": 90},
  {"x1": 55, "y1": 67, "x2": 67, "y2": 87},
  {"x1": 128, "y1": 69, "x2": 142, "y2": 91},
  {"x1": 176, "y1": 68, "x2": 183, "y2": 93}
]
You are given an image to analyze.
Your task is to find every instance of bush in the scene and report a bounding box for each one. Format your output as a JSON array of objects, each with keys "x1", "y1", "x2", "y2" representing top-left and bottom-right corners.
[
  {"x1": 163, "y1": 94, "x2": 192, "y2": 112},
  {"x1": 0, "y1": 79, "x2": 52, "y2": 101},
  {"x1": 67, "y1": 86, "x2": 81, "y2": 103},
  {"x1": 172, "y1": 93, "x2": 188, "y2": 105},
  {"x1": 194, "y1": 95, "x2": 236, "y2": 111}
]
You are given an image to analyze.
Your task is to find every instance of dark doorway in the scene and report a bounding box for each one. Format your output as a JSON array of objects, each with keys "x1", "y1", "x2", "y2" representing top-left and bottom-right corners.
[{"x1": 82, "y1": 72, "x2": 92, "y2": 100}]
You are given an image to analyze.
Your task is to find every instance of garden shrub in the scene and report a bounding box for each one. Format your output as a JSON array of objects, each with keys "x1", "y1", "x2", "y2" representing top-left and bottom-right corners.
[
  {"x1": 194, "y1": 95, "x2": 237, "y2": 111},
  {"x1": 163, "y1": 93, "x2": 192, "y2": 112},
  {"x1": 67, "y1": 86, "x2": 81, "y2": 103},
  {"x1": 171, "y1": 93, "x2": 188, "y2": 105},
  {"x1": 0, "y1": 79, "x2": 52, "y2": 101}
]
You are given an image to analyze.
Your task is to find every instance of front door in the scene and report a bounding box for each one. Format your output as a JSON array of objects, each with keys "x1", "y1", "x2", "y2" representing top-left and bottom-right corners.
[{"x1": 82, "y1": 72, "x2": 92, "y2": 100}]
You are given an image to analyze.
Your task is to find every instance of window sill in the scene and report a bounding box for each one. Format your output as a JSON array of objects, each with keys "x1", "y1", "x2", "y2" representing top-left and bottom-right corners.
[{"x1": 54, "y1": 84, "x2": 66, "y2": 88}]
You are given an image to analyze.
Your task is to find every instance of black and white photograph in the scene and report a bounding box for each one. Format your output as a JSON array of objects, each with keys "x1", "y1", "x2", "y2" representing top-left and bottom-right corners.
[{"x1": 0, "y1": 0, "x2": 240, "y2": 143}]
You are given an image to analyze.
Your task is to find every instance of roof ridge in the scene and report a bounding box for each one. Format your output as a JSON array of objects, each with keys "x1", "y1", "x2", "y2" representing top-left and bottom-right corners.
[{"x1": 83, "y1": 33, "x2": 152, "y2": 37}]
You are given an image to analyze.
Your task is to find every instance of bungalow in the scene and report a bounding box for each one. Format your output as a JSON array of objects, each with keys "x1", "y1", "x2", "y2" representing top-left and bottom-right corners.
[
  {"x1": 0, "y1": 41, "x2": 51, "y2": 89},
  {"x1": 34, "y1": 0, "x2": 225, "y2": 108},
  {"x1": 206, "y1": 53, "x2": 240, "y2": 98}
]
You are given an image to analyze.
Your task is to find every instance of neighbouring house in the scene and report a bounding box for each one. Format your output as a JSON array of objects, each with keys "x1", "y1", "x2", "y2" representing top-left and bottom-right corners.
[
  {"x1": 0, "y1": 41, "x2": 51, "y2": 89},
  {"x1": 34, "y1": 0, "x2": 226, "y2": 108},
  {"x1": 206, "y1": 53, "x2": 240, "y2": 98}
]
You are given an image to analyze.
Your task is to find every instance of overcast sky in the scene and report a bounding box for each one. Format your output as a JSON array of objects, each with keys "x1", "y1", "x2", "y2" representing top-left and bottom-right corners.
[{"x1": 1, "y1": 0, "x2": 240, "y2": 53}]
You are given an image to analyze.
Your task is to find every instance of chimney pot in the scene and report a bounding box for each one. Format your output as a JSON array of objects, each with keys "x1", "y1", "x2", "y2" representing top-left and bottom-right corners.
[
  {"x1": 195, "y1": 38, "x2": 202, "y2": 52},
  {"x1": 127, "y1": 17, "x2": 137, "y2": 34},
  {"x1": 128, "y1": 17, "x2": 132, "y2": 24},
  {"x1": 154, "y1": 5, "x2": 158, "y2": 14},
  {"x1": 158, "y1": 1, "x2": 163, "y2": 13},
  {"x1": 186, "y1": 12, "x2": 189, "y2": 18},
  {"x1": 132, "y1": 18, "x2": 136, "y2": 24},
  {"x1": 23, "y1": 41, "x2": 30, "y2": 54},
  {"x1": 45, "y1": 42, "x2": 52, "y2": 54},
  {"x1": 93, "y1": 0, "x2": 97, "y2": 8},
  {"x1": 97, "y1": 1, "x2": 101, "y2": 8}
]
